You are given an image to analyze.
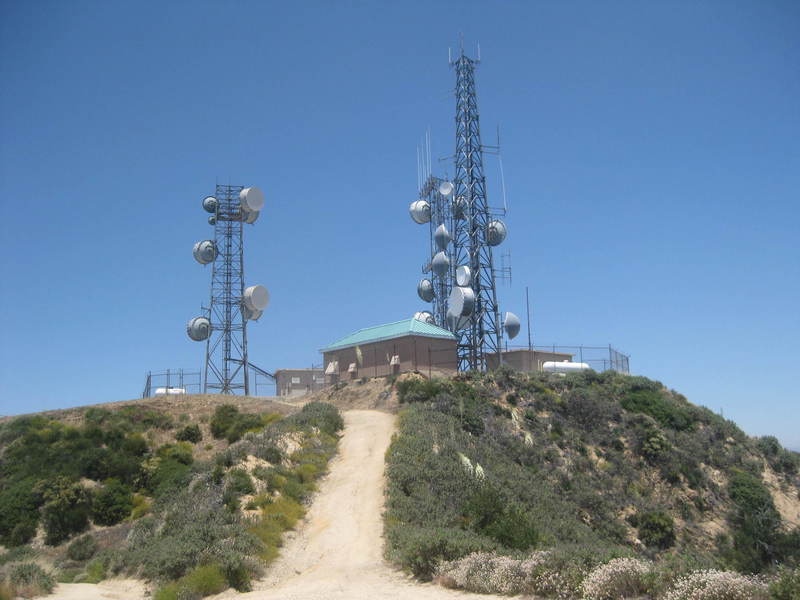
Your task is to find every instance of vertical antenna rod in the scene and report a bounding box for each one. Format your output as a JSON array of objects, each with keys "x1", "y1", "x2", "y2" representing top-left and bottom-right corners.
[{"x1": 526, "y1": 286, "x2": 532, "y2": 351}]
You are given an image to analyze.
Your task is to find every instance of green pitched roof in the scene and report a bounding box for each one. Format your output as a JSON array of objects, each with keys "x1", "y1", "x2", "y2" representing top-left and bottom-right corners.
[{"x1": 321, "y1": 318, "x2": 456, "y2": 352}]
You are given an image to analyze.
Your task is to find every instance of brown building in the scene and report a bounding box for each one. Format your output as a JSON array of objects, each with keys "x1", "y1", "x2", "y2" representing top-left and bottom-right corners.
[
  {"x1": 486, "y1": 348, "x2": 574, "y2": 372},
  {"x1": 321, "y1": 318, "x2": 457, "y2": 382},
  {"x1": 273, "y1": 368, "x2": 326, "y2": 397}
]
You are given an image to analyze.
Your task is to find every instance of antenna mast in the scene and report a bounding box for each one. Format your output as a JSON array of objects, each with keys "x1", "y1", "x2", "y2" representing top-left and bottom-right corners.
[
  {"x1": 187, "y1": 185, "x2": 269, "y2": 394},
  {"x1": 449, "y1": 50, "x2": 503, "y2": 371}
]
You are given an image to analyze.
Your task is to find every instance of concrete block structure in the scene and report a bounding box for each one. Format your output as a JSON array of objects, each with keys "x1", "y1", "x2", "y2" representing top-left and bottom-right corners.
[
  {"x1": 274, "y1": 368, "x2": 326, "y2": 397},
  {"x1": 486, "y1": 349, "x2": 574, "y2": 372},
  {"x1": 321, "y1": 318, "x2": 457, "y2": 382}
]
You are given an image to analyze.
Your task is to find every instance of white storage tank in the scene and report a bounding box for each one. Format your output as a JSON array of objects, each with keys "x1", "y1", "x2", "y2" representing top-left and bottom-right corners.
[{"x1": 543, "y1": 361, "x2": 592, "y2": 374}]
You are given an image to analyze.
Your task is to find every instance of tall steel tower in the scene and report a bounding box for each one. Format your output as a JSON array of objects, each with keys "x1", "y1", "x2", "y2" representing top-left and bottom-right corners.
[
  {"x1": 448, "y1": 51, "x2": 503, "y2": 371},
  {"x1": 187, "y1": 184, "x2": 270, "y2": 394}
]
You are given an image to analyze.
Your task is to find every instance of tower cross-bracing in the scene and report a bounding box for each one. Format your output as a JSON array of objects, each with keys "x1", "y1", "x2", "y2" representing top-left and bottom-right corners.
[{"x1": 449, "y1": 51, "x2": 502, "y2": 371}]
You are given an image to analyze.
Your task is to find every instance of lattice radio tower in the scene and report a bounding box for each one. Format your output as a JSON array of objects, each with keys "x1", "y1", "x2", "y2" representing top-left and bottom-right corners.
[
  {"x1": 186, "y1": 185, "x2": 270, "y2": 394},
  {"x1": 449, "y1": 50, "x2": 504, "y2": 371},
  {"x1": 410, "y1": 47, "x2": 520, "y2": 371}
]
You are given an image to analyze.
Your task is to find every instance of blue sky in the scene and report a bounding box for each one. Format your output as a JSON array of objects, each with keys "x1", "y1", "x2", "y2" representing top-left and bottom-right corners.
[{"x1": 1, "y1": 1, "x2": 798, "y2": 448}]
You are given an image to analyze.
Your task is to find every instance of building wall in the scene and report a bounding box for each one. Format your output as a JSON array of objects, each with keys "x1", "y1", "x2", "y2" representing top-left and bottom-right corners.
[
  {"x1": 274, "y1": 369, "x2": 325, "y2": 397},
  {"x1": 323, "y1": 335, "x2": 457, "y2": 382},
  {"x1": 486, "y1": 350, "x2": 574, "y2": 373}
]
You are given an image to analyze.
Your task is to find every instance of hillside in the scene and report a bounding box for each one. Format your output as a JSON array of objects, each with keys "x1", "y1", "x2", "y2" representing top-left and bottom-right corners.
[
  {"x1": 385, "y1": 369, "x2": 800, "y2": 597},
  {"x1": 0, "y1": 395, "x2": 343, "y2": 599},
  {"x1": 1, "y1": 371, "x2": 799, "y2": 600}
]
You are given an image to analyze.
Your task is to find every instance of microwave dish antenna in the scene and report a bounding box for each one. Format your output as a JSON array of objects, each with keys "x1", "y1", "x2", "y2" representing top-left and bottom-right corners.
[
  {"x1": 187, "y1": 316, "x2": 211, "y2": 341},
  {"x1": 417, "y1": 278, "x2": 435, "y2": 302},
  {"x1": 239, "y1": 187, "x2": 265, "y2": 212},
  {"x1": 431, "y1": 251, "x2": 450, "y2": 277},
  {"x1": 192, "y1": 240, "x2": 217, "y2": 264},
  {"x1": 438, "y1": 181, "x2": 454, "y2": 196},
  {"x1": 434, "y1": 224, "x2": 451, "y2": 250},
  {"x1": 487, "y1": 219, "x2": 507, "y2": 246},
  {"x1": 409, "y1": 200, "x2": 431, "y2": 224},
  {"x1": 202, "y1": 196, "x2": 218, "y2": 213},
  {"x1": 244, "y1": 285, "x2": 270, "y2": 311},
  {"x1": 503, "y1": 311, "x2": 521, "y2": 340},
  {"x1": 455, "y1": 265, "x2": 472, "y2": 287}
]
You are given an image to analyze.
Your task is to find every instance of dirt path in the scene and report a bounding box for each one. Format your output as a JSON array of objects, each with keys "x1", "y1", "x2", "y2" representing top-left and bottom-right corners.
[
  {"x1": 216, "y1": 409, "x2": 488, "y2": 600},
  {"x1": 54, "y1": 410, "x2": 489, "y2": 599}
]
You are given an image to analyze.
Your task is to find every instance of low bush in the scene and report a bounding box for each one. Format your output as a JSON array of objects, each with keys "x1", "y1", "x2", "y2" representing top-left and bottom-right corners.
[
  {"x1": 154, "y1": 564, "x2": 228, "y2": 600},
  {"x1": 8, "y1": 563, "x2": 55, "y2": 597},
  {"x1": 91, "y1": 479, "x2": 133, "y2": 526},
  {"x1": 66, "y1": 534, "x2": 98, "y2": 561},
  {"x1": 662, "y1": 569, "x2": 768, "y2": 600},
  {"x1": 437, "y1": 551, "x2": 550, "y2": 595},
  {"x1": 770, "y1": 566, "x2": 800, "y2": 600},
  {"x1": 636, "y1": 511, "x2": 676, "y2": 550},
  {"x1": 621, "y1": 389, "x2": 693, "y2": 431},
  {"x1": 580, "y1": 557, "x2": 651, "y2": 600},
  {"x1": 227, "y1": 469, "x2": 255, "y2": 496},
  {"x1": 210, "y1": 405, "x2": 262, "y2": 443},
  {"x1": 386, "y1": 524, "x2": 499, "y2": 580},
  {"x1": 40, "y1": 478, "x2": 92, "y2": 545},
  {"x1": 175, "y1": 424, "x2": 202, "y2": 444}
]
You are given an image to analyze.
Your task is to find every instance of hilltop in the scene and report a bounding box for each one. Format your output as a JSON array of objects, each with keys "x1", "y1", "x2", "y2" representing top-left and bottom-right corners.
[{"x1": 0, "y1": 370, "x2": 798, "y2": 599}]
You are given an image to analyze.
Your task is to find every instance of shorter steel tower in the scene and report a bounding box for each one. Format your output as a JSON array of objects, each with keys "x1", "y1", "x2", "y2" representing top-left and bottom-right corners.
[{"x1": 187, "y1": 184, "x2": 269, "y2": 394}]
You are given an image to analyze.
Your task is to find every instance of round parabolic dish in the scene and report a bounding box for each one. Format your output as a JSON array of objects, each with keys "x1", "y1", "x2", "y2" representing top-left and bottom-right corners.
[
  {"x1": 438, "y1": 181, "x2": 454, "y2": 196},
  {"x1": 503, "y1": 311, "x2": 521, "y2": 340},
  {"x1": 240, "y1": 187, "x2": 265, "y2": 212},
  {"x1": 202, "y1": 196, "x2": 218, "y2": 213},
  {"x1": 448, "y1": 285, "x2": 475, "y2": 316},
  {"x1": 434, "y1": 224, "x2": 451, "y2": 250},
  {"x1": 455, "y1": 265, "x2": 471, "y2": 287},
  {"x1": 446, "y1": 307, "x2": 470, "y2": 331},
  {"x1": 414, "y1": 310, "x2": 435, "y2": 325},
  {"x1": 409, "y1": 200, "x2": 431, "y2": 224},
  {"x1": 193, "y1": 240, "x2": 217, "y2": 264},
  {"x1": 417, "y1": 278, "x2": 434, "y2": 302},
  {"x1": 244, "y1": 285, "x2": 270, "y2": 311},
  {"x1": 186, "y1": 316, "x2": 211, "y2": 341},
  {"x1": 242, "y1": 304, "x2": 263, "y2": 321},
  {"x1": 431, "y1": 251, "x2": 450, "y2": 277},
  {"x1": 241, "y1": 206, "x2": 260, "y2": 224},
  {"x1": 208, "y1": 215, "x2": 216, "y2": 225},
  {"x1": 487, "y1": 219, "x2": 507, "y2": 246}
]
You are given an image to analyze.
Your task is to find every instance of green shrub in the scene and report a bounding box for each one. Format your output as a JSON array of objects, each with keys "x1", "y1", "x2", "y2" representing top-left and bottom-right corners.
[
  {"x1": 210, "y1": 405, "x2": 240, "y2": 439},
  {"x1": 181, "y1": 564, "x2": 228, "y2": 596},
  {"x1": 8, "y1": 562, "x2": 55, "y2": 596},
  {"x1": 290, "y1": 402, "x2": 344, "y2": 435},
  {"x1": 130, "y1": 493, "x2": 150, "y2": 519},
  {"x1": 157, "y1": 442, "x2": 194, "y2": 465},
  {"x1": 725, "y1": 469, "x2": 782, "y2": 572},
  {"x1": 91, "y1": 479, "x2": 133, "y2": 526},
  {"x1": 40, "y1": 478, "x2": 92, "y2": 545},
  {"x1": 636, "y1": 511, "x2": 675, "y2": 549},
  {"x1": 396, "y1": 378, "x2": 444, "y2": 404},
  {"x1": 621, "y1": 390, "x2": 693, "y2": 431},
  {"x1": 82, "y1": 555, "x2": 107, "y2": 583},
  {"x1": 66, "y1": 534, "x2": 98, "y2": 561},
  {"x1": 175, "y1": 424, "x2": 202, "y2": 444},
  {"x1": 770, "y1": 566, "x2": 800, "y2": 600},
  {"x1": 227, "y1": 469, "x2": 255, "y2": 496},
  {"x1": 386, "y1": 524, "x2": 499, "y2": 580}
]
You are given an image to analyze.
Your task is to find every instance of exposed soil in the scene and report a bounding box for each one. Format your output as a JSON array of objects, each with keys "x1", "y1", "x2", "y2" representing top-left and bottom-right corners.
[{"x1": 53, "y1": 408, "x2": 491, "y2": 600}]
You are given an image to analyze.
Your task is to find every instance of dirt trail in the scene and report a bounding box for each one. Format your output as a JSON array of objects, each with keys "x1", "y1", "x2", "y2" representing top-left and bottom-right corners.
[
  {"x1": 54, "y1": 409, "x2": 488, "y2": 599},
  {"x1": 216, "y1": 409, "x2": 487, "y2": 600}
]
